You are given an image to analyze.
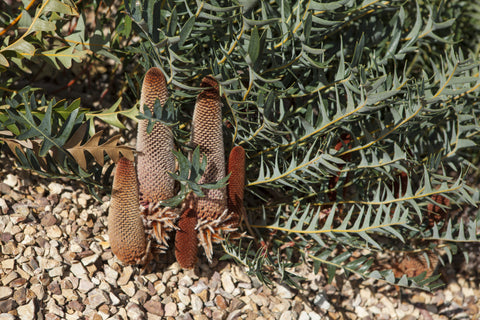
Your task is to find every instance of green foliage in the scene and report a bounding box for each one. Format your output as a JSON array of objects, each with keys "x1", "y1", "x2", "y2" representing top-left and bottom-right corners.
[{"x1": 1, "y1": 0, "x2": 480, "y2": 290}]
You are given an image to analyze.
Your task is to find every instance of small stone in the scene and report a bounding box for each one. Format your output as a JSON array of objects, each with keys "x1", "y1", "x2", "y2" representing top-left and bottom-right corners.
[
  {"x1": 121, "y1": 282, "x2": 136, "y2": 297},
  {"x1": 144, "y1": 273, "x2": 158, "y2": 283},
  {"x1": 161, "y1": 270, "x2": 173, "y2": 283},
  {"x1": 46, "y1": 225, "x2": 63, "y2": 238},
  {"x1": 126, "y1": 302, "x2": 145, "y2": 319},
  {"x1": 168, "y1": 262, "x2": 181, "y2": 275},
  {"x1": 271, "y1": 299, "x2": 290, "y2": 313},
  {"x1": 46, "y1": 299, "x2": 64, "y2": 317},
  {"x1": 154, "y1": 281, "x2": 166, "y2": 295},
  {"x1": 39, "y1": 257, "x2": 61, "y2": 270},
  {"x1": 48, "y1": 266, "x2": 64, "y2": 278},
  {"x1": 164, "y1": 302, "x2": 177, "y2": 317},
  {"x1": 45, "y1": 313, "x2": 61, "y2": 320},
  {"x1": 132, "y1": 290, "x2": 148, "y2": 305},
  {"x1": 47, "y1": 281, "x2": 62, "y2": 295},
  {"x1": 70, "y1": 263, "x2": 87, "y2": 278},
  {"x1": 0, "y1": 314, "x2": 15, "y2": 320},
  {"x1": 225, "y1": 309, "x2": 241, "y2": 320},
  {"x1": 2, "y1": 259, "x2": 15, "y2": 270},
  {"x1": 41, "y1": 214, "x2": 57, "y2": 227},
  {"x1": 78, "y1": 278, "x2": 95, "y2": 293},
  {"x1": 313, "y1": 292, "x2": 330, "y2": 310},
  {"x1": 299, "y1": 311, "x2": 310, "y2": 320},
  {"x1": 87, "y1": 289, "x2": 109, "y2": 309},
  {"x1": 0, "y1": 198, "x2": 8, "y2": 214},
  {"x1": 179, "y1": 275, "x2": 193, "y2": 287},
  {"x1": 178, "y1": 290, "x2": 191, "y2": 306},
  {"x1": 354, "y1": 306, "x2": 369, "y2": 318},
  {"x1": 276, "y1": 285, "x2": 295, "y2": 299},
  {"x1": 62, "y1": 289, "x2": 77, "y2": 301},
  {"x1": 252, "y1": 294, "x2": 269, "y2": 307},
  {"x1": 280, "y1": 311, "x2": 293, "y2": 320},
  {"x1": 81, "y1": 253, "x2": 99, "y2": 266},
  {"x1": 48, "y1": 182, "x2": 64, "y2": 195},
  {"x1": 98, "y1": 304, "x2": 110, "y2": 316},
  {"x1": 104, "y1": 265, "x2": 119, "y2": 285},
  {"x1": 69, "y1": 242, "x2": 83, "y2": 253},
  {"x1": 30, "y1": 284, "x2": 45, "y2": 301},
  {"x1": 221, "y1": 273, "x2": 235, "y2": 294},
  {"x1": 17, "y1": 299, "x2": 35, "y2": 320},
  {"x1": 117, "y1": 266, "x2": 133, "y2": 286},
  {"x1": 212, "y1": 310, "x2": 227, "y2": 320},
  {"x1": 215, "y1": 295, "x2": 228, "y2": 310},
  {"x1": 0, "y1": 299, "x2": 17, "y2": 313},
  {"x1": 4, "y1": 174, "x2": 18, "y2": 187},
  {"x1": 190, "y1": 280, "x2": 209, "y2": 294},
  {"x1": 109, "y1": 292, "x2": 120, "y2": 306},
  {"x1": 231, "y1": 266, "x2": 251, "y2": 284},
  {"x1": 68, "y1": 300, "x2": 84, "y2": 312},
  {"x1": 13, "y1": 287, "x2": 27, "y2": 305},
  {"x1": 144, "y1": 300, "x2": 164, "y2": 316},
  {"x1": 191, "y1": 295, "x2": 203, "y2": 314},
  {"x1": 1, "y1": 272, "x2": 18, "y2": 286}
]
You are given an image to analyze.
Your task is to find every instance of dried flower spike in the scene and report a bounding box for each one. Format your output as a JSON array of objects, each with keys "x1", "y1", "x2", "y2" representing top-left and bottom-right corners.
[
  {"x1": 175, "y1": 207, "x2": 198, "y2": 269},
  {"x1": 227, "y1": 145, "x2": 246, "y2": 228},
  {"x1": 136, "y1": 67, "x2": 176, "y2": 246},
  {"x1": 108, "y1": 157, "x2": 147, "y2": 265},
  {"x1": 191, "y1": 76, "x2": 230, "y2": 261}
]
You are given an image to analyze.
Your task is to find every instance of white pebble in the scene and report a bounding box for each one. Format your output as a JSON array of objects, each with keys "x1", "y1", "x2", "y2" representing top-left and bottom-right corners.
[
  {"x1": 221, "y1": 272, "x2": 235, "y2": 294},
  {"x1": 70, "y1": 263, "x2": 88, "y2": 278},
  {"x1": 0, "y1": 286, "x2": 13, "y2": 299},
  {"x1": 17, "y1": 300, "x2": 36, "y2": 320},
  {"x1": 308, "y1": 311, "x2": 322, "y2": 320},
  {"x1": 313, "y1": 292, "x2": 331, "y2": 310},
  {"x1": 276, "y1": 285, "x2": 295, "y2": 299},
  {"x1": 48, "y1": 182, "x2": 64, "y2": 195},
  {"x1": 191, "y1": 294, "x2": 203, "y2": 314},
  {"x1": 4, "y1": 174, "x2": 18, "y2": 187},
  {"x1": 164, "y1": 302, "x2": 177, "y2": 317},
  {"x1": 121, "y1": 281, "x2": 136, "y2": 297}
]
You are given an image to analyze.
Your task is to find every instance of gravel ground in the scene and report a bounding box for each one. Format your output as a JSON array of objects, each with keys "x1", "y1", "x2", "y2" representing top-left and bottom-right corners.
[{"x1": 0, "y1": 156, "x2": 479, "y2": 320}]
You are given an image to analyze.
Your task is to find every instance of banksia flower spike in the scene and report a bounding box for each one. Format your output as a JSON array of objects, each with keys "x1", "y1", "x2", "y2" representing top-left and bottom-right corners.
[
  {"x1": 136, "y1": 67, "x2": 177, "y2": 246},
  {"x1": 190, "y1": 76, "x2": 231, "y2": 261},
  {"x1": 227, "y1": 145, "x2": 246, "y2": 229},
  {"x1": 108, "y1": 157, "x2": 148, "y2": 265},
  {"x1": 175, "y1": 207, "x2": 198, "y2": 269}
]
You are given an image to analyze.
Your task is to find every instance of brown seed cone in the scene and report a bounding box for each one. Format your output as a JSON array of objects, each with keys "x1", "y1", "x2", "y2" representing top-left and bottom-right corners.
[
  {"x1": 136, "y1": 67, "x2": 175, "y2": 205},
  {"x1": 108, "y1": 157, "x2": 147, "y2": 265},
  {"x1": 191, "y1": 76, "x2": 227, "y2": 221},
  {"x1": 175, "y1": 208, "x2": 198, "y2": 269},
  {"x1": 227, "y1": 146, "x2": 246, "y2": 228}
]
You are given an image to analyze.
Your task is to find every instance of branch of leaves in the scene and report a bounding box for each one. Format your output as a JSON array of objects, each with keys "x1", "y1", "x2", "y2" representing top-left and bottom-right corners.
[
  {"x1": 162, "y1": 146, "x2": 230, "y2": 207},
  {"x1": 136, "y1": 98, "x2": 179, "y2": 134},
  {"x1": 0, "y1": 91, "x2": 134, "y2": 195},
  {"x1": 220, "y1": 236, "x2": 303, "y2": 289}
]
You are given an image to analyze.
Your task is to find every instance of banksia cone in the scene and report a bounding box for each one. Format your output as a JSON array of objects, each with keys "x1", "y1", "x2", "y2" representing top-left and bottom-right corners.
[
  {"x1": 136, "y1": 67, "x2": 176, "y2": 246},
  {"x1": 137, "y1": 67, "x2": 175, "y2": 204},
  {"x1": 175, "y1": 208, "x2": 198, "y2": 269},
  {"x1": 108, "y1": 157, "x2": 147, "y2": 265},
  {"x1": 227, "y1": 146, "x2": 246, "y2": 228},
  {"x1": 191, "y1": 76, "x2": 229, "y2": 261}
]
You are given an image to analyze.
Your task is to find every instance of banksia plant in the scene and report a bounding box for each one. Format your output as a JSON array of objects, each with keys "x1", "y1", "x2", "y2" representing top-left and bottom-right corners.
[
  {"x1": 121, "y1": 0, "x2": 480, "y2": 289},
  {"x1": 108, "y1": 157, "x2": 147, "y2": 265},
  {"x1": 136, "y1": 67, "x2": 177, "y2": 246},
  {"x1": 190, "y1": 76, "x2": 232, "y2": 261},
  {"x1": 2, "y1": 0, "x2": 480, "y2": 290}
]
